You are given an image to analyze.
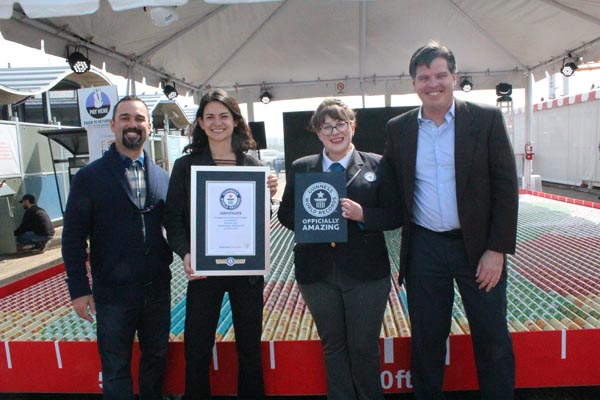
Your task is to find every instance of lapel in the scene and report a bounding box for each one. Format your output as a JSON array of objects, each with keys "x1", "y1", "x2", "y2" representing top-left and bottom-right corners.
[
  {"x1": 308, "y1": 154, "x2": 323, "y2": 173},
  {"x1": 143, "y1": 149, "x2": 157, "y2": 207},
  {"x1": 345, "y1": 149, "x2": 364, "y2": 188},
  {"x1": 401, "y1": 111, "x2": 419, "y2": 213},
  {"x1": 453, "y1": 99, "x2": 476, "y2": 202},
  {"x1": 105, "y1": 144, "x2": 143, "y2": 209}
]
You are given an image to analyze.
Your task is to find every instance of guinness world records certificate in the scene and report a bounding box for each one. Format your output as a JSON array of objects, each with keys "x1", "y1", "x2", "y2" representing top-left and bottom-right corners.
[{"x1": 191, "y1": 166, "x2": 270, "y2": 276}]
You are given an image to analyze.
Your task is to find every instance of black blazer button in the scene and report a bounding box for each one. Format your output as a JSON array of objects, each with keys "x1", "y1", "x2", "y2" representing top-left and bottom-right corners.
[{"x1": 330, "y1": 242, "x2": 336, "y2": 248}]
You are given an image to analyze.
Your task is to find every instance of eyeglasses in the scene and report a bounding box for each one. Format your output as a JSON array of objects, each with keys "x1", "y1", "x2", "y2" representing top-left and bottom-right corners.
[{"x1": 319, "y1": 121, "x2": 349, "y2": 136}]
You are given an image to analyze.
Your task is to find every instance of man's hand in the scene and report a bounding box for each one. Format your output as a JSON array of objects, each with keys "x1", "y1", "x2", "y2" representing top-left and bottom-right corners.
[
  {"x1": 72, "y1": 295, "x2": 96, "y2": 323},
  {"x1": 475, "y1": 250, "x2": 505, "y2": 292},
  {"x1": 267, "y1": 174, "x2": 278, "y2": 199},
  {"x1": 184, "y1": 253, "x2": 207, "y2": 281}
]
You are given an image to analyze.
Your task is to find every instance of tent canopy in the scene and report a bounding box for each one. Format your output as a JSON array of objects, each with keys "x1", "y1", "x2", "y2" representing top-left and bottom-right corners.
[{"x1": 1, "y1": 0, "x2": 599, "y2": 103}]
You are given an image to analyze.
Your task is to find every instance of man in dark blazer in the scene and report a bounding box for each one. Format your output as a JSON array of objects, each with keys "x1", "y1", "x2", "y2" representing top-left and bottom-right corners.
[
  {"x1": 62, "y1": 96, "x2": 172, "y2": 399},
  {"x1": 372, "y1": 42, "x2": 519, "y2": 399}
]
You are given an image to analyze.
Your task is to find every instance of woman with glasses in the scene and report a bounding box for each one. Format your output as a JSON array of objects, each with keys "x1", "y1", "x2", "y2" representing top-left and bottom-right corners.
[
  {"x1": 164, "y1": 88, "x2": 277, "y2": 399},
  {"x1": 278, "y1": 98, "x2": 395, "y2": 400}
]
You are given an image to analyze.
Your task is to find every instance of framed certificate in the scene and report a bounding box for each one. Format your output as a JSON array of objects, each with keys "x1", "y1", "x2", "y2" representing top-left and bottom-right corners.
[{"x1": 191, "y1": 166, "x2": 270, "y2": 276}]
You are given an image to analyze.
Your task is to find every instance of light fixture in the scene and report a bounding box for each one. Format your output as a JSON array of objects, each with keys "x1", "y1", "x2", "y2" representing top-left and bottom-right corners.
[
  {"x1": 163, "y1": 82, "x2": 178, "y2": 100},
  {"x1": 561, "y1": 54, "x2": 579, "y2": 77},
  {"x1": 459, "y1": 76, "x2": 473, "y2": 92},
  {"x1": 259, "y1": 89, "x2": 272, "y2": 104},
  {"x1": 144, "y1": 6, "x2": 180, "y2": 27},
  {"x1": 496, "y1": 83, "x2": 513, "y2": 102},
  {"x1": 67, "y1": 46, "x2": 91, "y2": 74}
]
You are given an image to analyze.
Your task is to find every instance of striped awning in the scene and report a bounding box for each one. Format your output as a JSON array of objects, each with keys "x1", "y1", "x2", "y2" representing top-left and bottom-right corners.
[{"x1": 0, "y1": 65, "x2": 112, "y2": 105}]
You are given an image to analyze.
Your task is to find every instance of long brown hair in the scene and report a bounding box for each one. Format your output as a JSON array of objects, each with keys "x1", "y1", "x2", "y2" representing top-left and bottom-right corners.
[{"x1": 183, "y1": 88, "x2": 256, "y2": 154}]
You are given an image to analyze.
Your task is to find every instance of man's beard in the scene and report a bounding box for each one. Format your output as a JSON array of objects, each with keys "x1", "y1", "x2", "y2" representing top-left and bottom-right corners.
[{"x1": 122, "y1": 127, "x2": 144, "y2": 149}]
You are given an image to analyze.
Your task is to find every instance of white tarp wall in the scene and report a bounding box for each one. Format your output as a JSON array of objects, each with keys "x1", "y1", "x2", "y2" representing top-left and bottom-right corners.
[{"x1": 515, "y1": 89, "x2": 600, "y2": 187}]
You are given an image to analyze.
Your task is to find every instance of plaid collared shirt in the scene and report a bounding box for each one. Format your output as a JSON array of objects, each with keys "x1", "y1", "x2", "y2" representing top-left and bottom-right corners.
[{"x1": 126, "y1": 159, "x2": 146, "y2": 209}]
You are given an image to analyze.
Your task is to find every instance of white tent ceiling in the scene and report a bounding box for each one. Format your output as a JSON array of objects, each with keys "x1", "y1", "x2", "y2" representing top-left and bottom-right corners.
[{"x1": 0, "y1": 0, "x2": 599, "y2": 104}]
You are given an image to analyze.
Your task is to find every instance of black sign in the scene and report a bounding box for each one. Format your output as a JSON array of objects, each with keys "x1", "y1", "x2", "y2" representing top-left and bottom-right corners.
[{"x1": 294, "y1": 172, "x2": 347, "y2": 243}]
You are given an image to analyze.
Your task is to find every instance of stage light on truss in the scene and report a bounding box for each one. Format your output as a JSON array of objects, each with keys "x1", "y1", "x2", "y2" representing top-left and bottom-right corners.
[
  {"x1": 561, "y1": 60, "x2": 578, "y2": 77},
  {"x1": 259, "y1": 89, "x2": 272, "y2": 104},
  {"x1": 67, "y1": 47, "x2": 91, "y2": 74},
  {"x1": 459, "y1": 76, "x2": 473, "y2": 92},
  {"x1": 496, "y1": 83, "x2": 512, "y2": 102},
  {"x1": 163, "y1": 82, "x2": 178, "y2": 100}
]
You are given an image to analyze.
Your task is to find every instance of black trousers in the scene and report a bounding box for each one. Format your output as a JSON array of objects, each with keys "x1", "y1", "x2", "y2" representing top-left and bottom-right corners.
[
  {"x1": 405, "y1": 225, "x2": 515, "y2": 400},
  {"x1": 184, "y1": 276, "x2": 265, "y2": 399},
  {"x1": 95, "y1": 281, "x2": 171, "y2": 400}
]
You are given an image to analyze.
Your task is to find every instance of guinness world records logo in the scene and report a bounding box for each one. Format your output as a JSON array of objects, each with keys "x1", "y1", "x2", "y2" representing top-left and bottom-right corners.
[
  {"x1": 220, "y1": 188, "x2": 242, "y2": 210},
  {"x1": 302, "y1": 182, "x2": 339, "y2": 217}
]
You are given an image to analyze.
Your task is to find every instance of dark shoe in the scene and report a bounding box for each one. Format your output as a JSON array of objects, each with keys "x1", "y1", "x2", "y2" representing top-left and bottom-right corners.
[{"x1": 34, "y1": 240, "x2": 51, "y2": 253}]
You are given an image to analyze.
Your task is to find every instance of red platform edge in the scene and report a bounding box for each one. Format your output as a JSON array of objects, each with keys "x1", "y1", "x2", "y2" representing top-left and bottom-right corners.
[
  {"x1": 3, "y1": 223, "x2": 600, "y2": 394},
  {"x1": 2, "y1": 330, "x2": 600, "y2": 394},
  {"x1": 520, "y1": 189, "x2": 600, "y2": 209}
]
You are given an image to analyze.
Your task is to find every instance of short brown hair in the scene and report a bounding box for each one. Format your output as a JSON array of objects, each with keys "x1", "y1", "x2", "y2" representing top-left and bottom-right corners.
[
  {"x1": 409, "y1": 40, "x2": 456, "y2": 79},
  {"x1": 310, "y1": 98, "x2": 356, "y2": 132},
  {"x1": 111, "y1": 95, "x2": 150, "y2": 121}
]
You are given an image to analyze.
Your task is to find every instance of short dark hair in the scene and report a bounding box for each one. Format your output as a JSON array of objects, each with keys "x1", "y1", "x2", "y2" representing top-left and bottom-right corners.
[
  {"x1": 19, "y1": 194, "x2": 35, "y2": 204},
  {"x1": 310, "y1": 98, "x2": 356, "y2": 132},
  {"x1": 112, "y1": 96, "x2": 150, "y2": 121},
  {"x1": 184, "y1": 88, "x2": 256, "y2": 154},
  {"x1": 409, "y1": 40, "x2": 456, "y2": 79}
]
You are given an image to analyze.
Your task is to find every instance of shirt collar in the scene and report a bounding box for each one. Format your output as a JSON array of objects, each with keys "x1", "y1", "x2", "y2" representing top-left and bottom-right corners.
[
  {"x1": 321, "y1": 144, "x2": 354, "y2": 171},
  {"x1": 417, "y1": 101, "x2": 455, "y2": 125},
  {"x1": 118, "y1": 150, "x2": 145, "y2": 168}
]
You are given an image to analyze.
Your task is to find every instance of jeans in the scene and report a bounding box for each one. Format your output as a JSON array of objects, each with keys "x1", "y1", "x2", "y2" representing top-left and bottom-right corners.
[
  {"x1": 16, "y1": 231, "x2": 52, "y2": 245},
  {"x1": 405, "y1": 225, "x2": 515, "y2": 400},
  {"x1": 95, "y1": 280, "x2": 171, "y2": 400}
]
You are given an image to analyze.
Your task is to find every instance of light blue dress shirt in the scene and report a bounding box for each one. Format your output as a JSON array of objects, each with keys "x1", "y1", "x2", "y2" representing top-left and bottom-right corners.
[
  {"x1": 321, "y1": 145, "x2": 354, "y2": 172},
  {"x1": 412, "y1": 102, "x2": 460, "y2": 232}
]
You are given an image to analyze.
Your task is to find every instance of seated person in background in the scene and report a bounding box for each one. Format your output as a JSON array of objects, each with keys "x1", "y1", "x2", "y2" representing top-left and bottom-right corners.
[{"x1": 14, "y1": 193, "x2": 55, "y2": 252}]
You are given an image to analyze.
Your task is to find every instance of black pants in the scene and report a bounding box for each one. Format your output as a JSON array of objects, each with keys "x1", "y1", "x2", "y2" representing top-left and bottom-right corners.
[
  {"x1": 95, "y1": 281, "x2": 171, "y2": 400},
  {"x1": 184, "y1": 276, "x2": 265, "y2": 399},
  {"x1": 405, "y1": 225, "x2": 515, "y2": 400}
]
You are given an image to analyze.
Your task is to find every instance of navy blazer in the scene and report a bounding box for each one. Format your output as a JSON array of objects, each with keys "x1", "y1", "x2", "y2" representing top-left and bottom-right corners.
[
  {"x1": 278, "y1": 150, "x2": 391, "y2": 284},
  {"x1": 376, "y1": 99, "x2": 519, "y2": 283},
  {"x1": 62, "y1": 144, "x2": 172, "y2": 304}
]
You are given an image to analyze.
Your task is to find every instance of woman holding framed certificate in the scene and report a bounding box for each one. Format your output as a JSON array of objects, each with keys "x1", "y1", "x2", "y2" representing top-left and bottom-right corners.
[
  {"x1": 164, "y1": 88, "x2": 277, "y2": 399},
  {"x1": 278, "y1": 98, "x2": 396, "y2": 400}
]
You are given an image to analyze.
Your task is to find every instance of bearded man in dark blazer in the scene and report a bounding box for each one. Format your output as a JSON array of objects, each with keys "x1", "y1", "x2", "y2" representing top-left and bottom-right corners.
[
  {"x1": 62, "y1": 96, "x2": 172, "y2": 399},
  {"x1": 368, "y1": 41, "x2": 519, "y2": 400}
]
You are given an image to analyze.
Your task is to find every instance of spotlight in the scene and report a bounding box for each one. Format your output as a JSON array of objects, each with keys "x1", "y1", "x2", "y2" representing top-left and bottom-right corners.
[
  {"x1": 259, "y1": 90, "x2": 272, "y2": 104},
  {"x1": 561, "y1": 60, "x2": 578, "y2": 77},
  {"x1": 67, "y1": 47, "x2": 91, "y2": 74},
  {"x1": 459, "y1": 76, "x2": 473, "y2": 92},
  {"x1": 163, "y1": 82, "x2": 178, "y2": 100},
  {"x1": 496, "y1": 83, "x2": 512, "y2": 102}
]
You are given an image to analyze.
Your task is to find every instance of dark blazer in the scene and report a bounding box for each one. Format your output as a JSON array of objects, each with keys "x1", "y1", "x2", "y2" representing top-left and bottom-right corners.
[
  {"x1": 62, "y1": 143, "x2": 173, "y2": 304},
  {"x1": 377, "y1": 99, "x2": 519, "y2": 283},
  {"x1": 164, "y1": 148, "x2": 264, "y2": 259},
  {"x1": 278, "y1": 150, "x2": 391, "y2": 284}
]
